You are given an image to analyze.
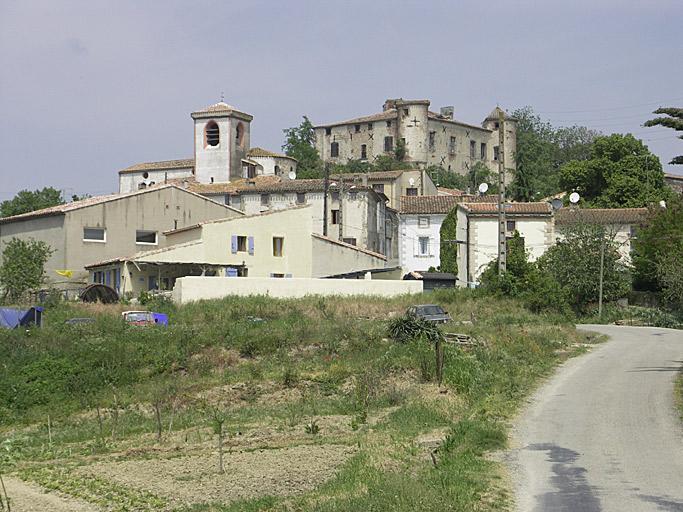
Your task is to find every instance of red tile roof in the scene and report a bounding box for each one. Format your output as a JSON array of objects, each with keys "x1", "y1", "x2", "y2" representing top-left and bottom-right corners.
[
  {"x1": 459, "y1": 202, "x2": 553, "y2": 215},
  {"x1": 399, "y1": 194, "x2": 498, "y2": 214},
  {"x1": 555, "y1": 208, "x2": 648, "y2": 225}
]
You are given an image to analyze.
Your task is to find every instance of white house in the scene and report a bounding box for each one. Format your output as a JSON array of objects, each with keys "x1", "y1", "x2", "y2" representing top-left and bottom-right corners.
[
  {"x1": 554, "y1": 207, "x2": 648, "y2": 263},
  {"x1": 456, "y1": 202, "x2": 554, "y2": 286},
  {"x1": 398, "y1": 194, "x2": 497, "y2": 273}
]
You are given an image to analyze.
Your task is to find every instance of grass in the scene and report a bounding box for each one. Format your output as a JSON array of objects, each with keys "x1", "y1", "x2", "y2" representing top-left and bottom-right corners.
[{"x1": 0, "y1": 290, "x2": 598, "y2": 511}]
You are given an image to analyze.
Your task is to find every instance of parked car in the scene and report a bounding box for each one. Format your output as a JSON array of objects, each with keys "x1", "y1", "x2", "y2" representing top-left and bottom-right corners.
[
  {"x1": 406, "y1": 304, "x2": 451, "y2": 324},
  {"x1": 122, "y1": 311, "x2": 168, "y2": 326}
]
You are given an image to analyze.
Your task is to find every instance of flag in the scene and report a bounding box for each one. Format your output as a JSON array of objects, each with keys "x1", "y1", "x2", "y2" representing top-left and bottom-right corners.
[{"x1": 55, "y1": 270, "x2": 73, "y2": 278}]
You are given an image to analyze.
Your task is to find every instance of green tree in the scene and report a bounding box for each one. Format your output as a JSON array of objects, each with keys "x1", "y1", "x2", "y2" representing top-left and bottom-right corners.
[
  {"x1": 394, "y1": 138, "x2": 406, "y2": 161},
  {"x1": 426, "y1": 163, "x2": 497, "y2": 194},
  {"x1": 0, "y1": 187, "x2": 64, "y2": 218},
  {"x1": 559, "y1": 134, "x2": 669, "y2": 208},
  {"x1": 282, "y1": 116, "x2": 322, "y2": 178},
  {"x1": 509, "y1": 107, "x2": 599, "y2": 201},
  {"x1": 644, "y1": 107, "x2": 683, "y2": 165},
  {"x1": 0, "y1": 238, "x2": 54, "y2": 302},
  {"x1": 538, "y1": 223, "x2": 631, "y2": 311},
  {"x1": 438, "y1": 209, "x2": 458, "y2": 274},
  {"x1": 479, "y1": 232, "x2": 533, "y2": 295},
  {"x1": 632, "y1": 196, "x2": 683, "y2": 292}
]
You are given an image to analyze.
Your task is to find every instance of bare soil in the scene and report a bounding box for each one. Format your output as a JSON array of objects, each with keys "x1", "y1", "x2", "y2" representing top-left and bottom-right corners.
[
  {"x1": 77, "y1": 443, "x2": 355, "y2": 508},
  {"x1": 3, "y1": 476, "x2": 98, "y2": 512}
]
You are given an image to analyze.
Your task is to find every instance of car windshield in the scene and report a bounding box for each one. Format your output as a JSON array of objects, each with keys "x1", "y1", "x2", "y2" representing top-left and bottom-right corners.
[
  {"x1": 125, "y1": 312, "x2": 153, "y2": 322},
  {"x1": 417, "y1": 306, "x2": 444, "y2": 315}
]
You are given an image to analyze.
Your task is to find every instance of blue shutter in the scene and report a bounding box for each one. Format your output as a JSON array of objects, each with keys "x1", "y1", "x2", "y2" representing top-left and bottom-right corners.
[
  {"x1": 115, "y1": 269, "x2": 121, "y2": 291},
  {"x1": 248, "y1": 236, "x2": 255, "y2": 255},
  {"x1": 231, "y1": 235, "x2": 238, "y2": 254},
  {"x1": 226, "y1": 267, "x2": 238, "y2": 277}
]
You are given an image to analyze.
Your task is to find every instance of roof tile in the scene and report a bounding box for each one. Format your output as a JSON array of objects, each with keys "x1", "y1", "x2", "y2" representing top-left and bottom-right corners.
[
  {"x1": 555, "y1": 208, "x2": 648, "y2": 225},
  {"x1": 399, "y1": 194, "x2": 499, "y2": 214}
]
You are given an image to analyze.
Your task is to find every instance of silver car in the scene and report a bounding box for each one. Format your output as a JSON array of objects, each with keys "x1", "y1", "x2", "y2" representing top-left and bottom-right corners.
[{"x1": 406, "y1": 304, "x2": 451, "y2": 324}]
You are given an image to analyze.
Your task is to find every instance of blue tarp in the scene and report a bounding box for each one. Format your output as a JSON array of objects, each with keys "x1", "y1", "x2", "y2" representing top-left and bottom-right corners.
[
  {"x1": 152, "y1": 312, "x2": 168, "y2": 326},
  {"x1": 0, "y1": 307, "x2": 44, "y2": 329}
]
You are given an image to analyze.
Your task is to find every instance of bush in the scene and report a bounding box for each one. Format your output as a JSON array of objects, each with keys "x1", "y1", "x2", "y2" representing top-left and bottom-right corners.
[{"x1": 387, "y1": 315, "x2": 441, "y2": 344}]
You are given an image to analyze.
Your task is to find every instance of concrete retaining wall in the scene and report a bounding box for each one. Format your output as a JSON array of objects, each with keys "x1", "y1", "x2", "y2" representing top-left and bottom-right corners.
[{"x1": 172, "y1": 276, "x2": 422, "y2": 303}]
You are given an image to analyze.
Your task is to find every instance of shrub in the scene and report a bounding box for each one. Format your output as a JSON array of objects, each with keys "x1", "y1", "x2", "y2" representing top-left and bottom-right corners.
[{"x1": 388, "y1": 315, "x2": 441, "y2": 344}]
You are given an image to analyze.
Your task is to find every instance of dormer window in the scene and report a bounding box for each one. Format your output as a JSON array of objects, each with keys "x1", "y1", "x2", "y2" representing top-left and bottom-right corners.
[{"x1": 205, "y1": 121, "x2": 219, "y2": 147}]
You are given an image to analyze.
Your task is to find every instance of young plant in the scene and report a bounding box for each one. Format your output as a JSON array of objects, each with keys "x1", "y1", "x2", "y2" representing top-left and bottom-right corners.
[{"x1": 304, "y1": 419, "x2": 320, "y2": 435}]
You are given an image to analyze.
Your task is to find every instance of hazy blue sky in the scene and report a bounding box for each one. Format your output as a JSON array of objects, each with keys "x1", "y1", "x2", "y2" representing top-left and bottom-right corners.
[{"x1": 1, "y1": 0, "x2": 682, "y2": 200}]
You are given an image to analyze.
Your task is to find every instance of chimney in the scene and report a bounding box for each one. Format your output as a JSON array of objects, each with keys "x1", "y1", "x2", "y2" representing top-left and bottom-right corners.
[{"x1": 440, "y1": 106, "x2": 454, "y2": 120}]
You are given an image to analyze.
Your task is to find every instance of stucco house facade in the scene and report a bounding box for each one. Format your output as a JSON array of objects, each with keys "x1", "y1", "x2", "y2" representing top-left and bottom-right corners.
[
  {"x1": 314, "y1": 99, "x2": 516, "y2": 180},
  {"x1": 554, "y1": 207, "x2": 648, "y2": 263},
  {"x1": 85, "y1": 206, "x2": 387, "y2": 296},
  {"x1": 456, "y1": 202, "x2": 554, "y2": 286},
  {"x1": 0, "y1": 185, "x2": 240, "y2": 287},
  {"x1": 398, "y1": 194, "x2": 498, "y2": 274}
]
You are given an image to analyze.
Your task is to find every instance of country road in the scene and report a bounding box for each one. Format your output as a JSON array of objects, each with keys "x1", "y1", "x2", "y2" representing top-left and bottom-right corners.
[{"x1": 507, "y1": 325, "x2": 683, "y2": 512}]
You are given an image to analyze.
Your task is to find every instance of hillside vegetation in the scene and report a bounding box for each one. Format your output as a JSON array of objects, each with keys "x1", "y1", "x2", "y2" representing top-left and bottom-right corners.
[{"x1": 0, "y1": 291, "x2": 600, "y2": 511}]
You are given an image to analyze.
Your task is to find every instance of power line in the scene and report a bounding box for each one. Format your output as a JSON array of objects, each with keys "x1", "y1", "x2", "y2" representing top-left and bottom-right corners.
[{"x1": 536, "y1": 96, "x2": 683, "y2": 115}]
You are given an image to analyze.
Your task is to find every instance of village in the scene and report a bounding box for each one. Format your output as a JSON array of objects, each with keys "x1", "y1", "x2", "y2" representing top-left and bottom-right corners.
[
  {"x1": 1, "y1": 2, "x2": 682, "y2": 512},
  {"x1": 0, "y1": 98, "x2": 657, "y2": 302}
]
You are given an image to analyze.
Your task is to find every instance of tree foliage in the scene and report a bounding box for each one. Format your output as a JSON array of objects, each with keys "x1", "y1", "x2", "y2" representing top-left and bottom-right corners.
[
  {"x1": 644, "y1": 107, "x2": 683, "y2": 165},
  {"x1": 0, "y1": 238, "x2": 54, "y2": 302},
  {"x1": 427, "y1": 162, "x2": 497, "y2": 194},
  {"x1": 559, "y1": 133, "x2": 670, "y2": 208},
  {"x1": 282, "y1": 116, "x2": 323, "y2": 178},
  {"x1": 0, "y1": 187, "x2": 64, "y2": 218},
  {"x1": 632, "y1": 195, "x2": 683, "y2": 296},
  {"x1": 538, "y1": 223, "x2": 631, "y2": 311},
  {"x1": 439, "y1": 209, "x2": 458, "y2": 275},
  {"x1": 509, "y1": 107, "x2": 599, "y2": 201}
]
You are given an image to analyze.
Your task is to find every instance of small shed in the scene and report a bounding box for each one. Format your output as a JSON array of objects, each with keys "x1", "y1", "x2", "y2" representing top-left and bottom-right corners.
[{"x1": 403, "y1": 271, "x2": 457, "y2": 291}]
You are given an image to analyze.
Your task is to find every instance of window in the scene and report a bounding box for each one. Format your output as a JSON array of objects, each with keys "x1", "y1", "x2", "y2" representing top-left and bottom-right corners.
[
  {"x1": 384, "y1": 136, "x2": 394, "y2": 152},
  {"x1": 247, "y1": 165, "x2": 256, "y2": 178},
  {"x1": 361, "y1": 144, "x2": 367, "y2": 160},
  {"x1": 354, "y1": 124, "x2": 361, "y2": 133},
  {"x1": 403, "y1": 108, "x2": 409, "y2": 116},
  {"x1": 142, "y1": 171, "x2": 149, "y2": 179},
  {"x1": 83, "y1": 227, "x2": 105, "y2": 242},
  {"x1": 331, "y1": 209, "x2": 340, "y2": 224},
  {"x1": 449, "y1": 136, "x2": 456, "y2": 154},
  {"x1": 325, "y1": 127, "x2": 332, "y2": 136},
  {"x1": 406, "y1": 187, "x2": 418, "y2": 196},
  {"x1": 494, "y1": 122, "x2": 500, "y2": 129},
  {"x1": 296, "y1": 192, "x2": 306, "y2": 204},
  {"x1": 343, "y1": 237, "x2": 357, "y2": 246},
  {"x1": 271, "y1": 273, "x2": 285, "y2": 278},
  {"x1": 348, "y1": 190, "x2": 357, "y2": 200},
  {"x1": 261, "y1": 194, "x2": 270, "y2": 206},
  {"x1": 418, "y1": 216, "x2": 430, "y2": 228},
  {"x1": 274, "y1": 165, "x2": 280, "y2": 175},
  {"x1": 273, "y1": 237, "x2": 284, "y2": 257},
  {"x1": 372, "y1": 183, "x2": 385, "y2": 193},
  {"x1": 235, "y1": 122, "x2": 245, "y2": 148},
  {"x1": 480, "y1": 142, "x2": 487, "y2": 160},
  {"x1": 368, "y1": 123, "x2": 373, "y2": 130},
  {"x1": 418, "y1": 237, "x2": 430, "y2": 256},
  {"x1": 136, "y1": 230, "x2": 157, "y2": 245},
  {"x1": 237, "y1": 236, "x2": 247, "y2": 252},
  {"x1": 331, "y1": 191, "x2": 340, "y2": 201},
  {"x1": 469, "y1": 140, "x2": 476, "y2": 158},
  {"x1": 506, "y1": 220, "x2": 516, "y2": 232},
  {"x1": 429, "y1": 131, "x2": 436, "y2": 151},
  {"x1": 493, "y1": 146, "x2": 500, "y2": 161},
  {"x1": 331, "y1": 141, "x2": 339, "y2": 157},
  {"x1": 205, "y1": 121, "x2": 219, "y2": 147},
  {"x1": 386, "y1": 120, "x2": 392, "y2": 128},
  {"x1": 229, "y1": 195, "x2": 242, "y2": 209}
]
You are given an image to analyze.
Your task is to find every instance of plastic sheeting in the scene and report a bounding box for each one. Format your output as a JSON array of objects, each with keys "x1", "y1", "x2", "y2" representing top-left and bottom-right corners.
[{"x1": 0, "y1": 307, "x2": 44, "y2": 329}]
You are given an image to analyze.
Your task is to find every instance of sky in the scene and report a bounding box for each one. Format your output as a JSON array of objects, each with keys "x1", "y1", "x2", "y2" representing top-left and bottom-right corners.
[{"x1": 1, "y1": 0, "x2": 682, "y2": 201}]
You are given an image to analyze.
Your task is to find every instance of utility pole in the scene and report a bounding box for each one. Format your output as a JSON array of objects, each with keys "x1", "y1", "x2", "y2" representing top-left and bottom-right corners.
[
  {"x1": 338, "y1": 178, "x2": 344, "y2": 242},
  {"x1": 497, "y1": 109, "x2": 507, "y2": 275},
  {"x1": 323, "y1": 162, "x2": 329, "y2": 236},
  {"x1": 598, "y1": 229, "x2": 606, "y2": 318}
]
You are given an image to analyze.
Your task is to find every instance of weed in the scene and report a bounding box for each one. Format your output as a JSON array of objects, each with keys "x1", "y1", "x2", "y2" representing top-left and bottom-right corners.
[
  {"x1": 304, "y1": 419, "x2": 320, "y2": 435},
  {"x1": 281, "y1": 367, "x2": 300, "y2": 388}
]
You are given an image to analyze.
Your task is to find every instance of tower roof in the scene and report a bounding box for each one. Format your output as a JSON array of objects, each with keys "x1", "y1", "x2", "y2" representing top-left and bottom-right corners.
[
  {"x1": 484, "y1": 106, "x2": 516, "y2": 122},
  {"x1": 191, "y1": 101, "x2": 253, "y2": 121}
]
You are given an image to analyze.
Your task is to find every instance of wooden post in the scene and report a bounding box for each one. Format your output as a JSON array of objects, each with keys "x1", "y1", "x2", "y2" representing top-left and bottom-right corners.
[
  {"x1": 435, "y1": 335, "x2": 444, "y2": 386},
  {"x1": 323, "y1": 163, "x2": 329, "y2": 236}
]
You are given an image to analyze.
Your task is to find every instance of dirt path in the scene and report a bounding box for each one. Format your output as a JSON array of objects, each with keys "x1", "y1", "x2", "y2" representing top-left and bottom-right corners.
[{"x1": 2, "y1": 476, "x2": 98, "y2": 512}]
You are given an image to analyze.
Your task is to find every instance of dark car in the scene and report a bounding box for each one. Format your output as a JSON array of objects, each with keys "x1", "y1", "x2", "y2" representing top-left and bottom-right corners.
[{"x1": 406, "y1": 304, "x2": 451, "y2": 324}]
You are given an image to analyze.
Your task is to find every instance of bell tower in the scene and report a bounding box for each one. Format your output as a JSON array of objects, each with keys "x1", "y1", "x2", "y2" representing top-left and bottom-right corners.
[{"x1": 191, "y1": 101, "x2": 253, "y2": 184}]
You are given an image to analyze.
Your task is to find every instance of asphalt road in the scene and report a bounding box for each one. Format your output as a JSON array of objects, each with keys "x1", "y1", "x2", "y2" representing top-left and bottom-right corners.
[{"x1": 507, "y1": 325, "x2": 683, "y2": 512}]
